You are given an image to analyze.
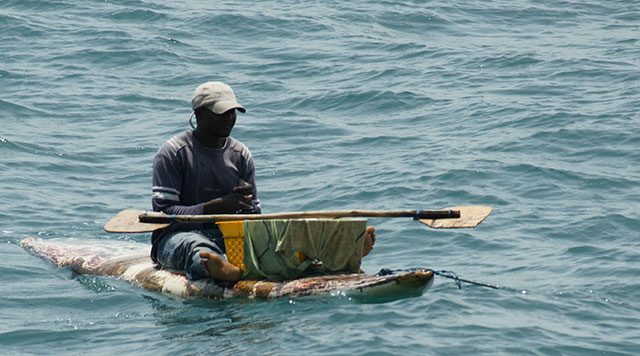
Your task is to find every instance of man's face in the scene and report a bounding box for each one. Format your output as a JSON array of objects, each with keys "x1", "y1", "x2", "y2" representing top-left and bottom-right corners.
[{"x1": 197, "y1": 108, "x2": 237, "y2": 137}]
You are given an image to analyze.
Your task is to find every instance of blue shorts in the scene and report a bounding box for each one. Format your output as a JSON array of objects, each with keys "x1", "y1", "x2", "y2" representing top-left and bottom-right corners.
[{"x1": 155, "y1": 229, "x2": 225, "y2": 281}]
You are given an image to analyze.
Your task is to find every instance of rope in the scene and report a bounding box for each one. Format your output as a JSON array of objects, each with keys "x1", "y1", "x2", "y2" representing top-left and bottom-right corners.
[
  {"x1": 434, "y1": 270, "x2": 462, "y2": 289},
  {"x1": 375, "y1": 268, "x2": 500, "y2": 290}
]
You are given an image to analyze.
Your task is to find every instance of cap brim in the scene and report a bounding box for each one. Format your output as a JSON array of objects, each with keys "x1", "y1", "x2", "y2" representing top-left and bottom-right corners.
[{"x1": 210, "y1": 101, "x2": 246, "y2": 114}]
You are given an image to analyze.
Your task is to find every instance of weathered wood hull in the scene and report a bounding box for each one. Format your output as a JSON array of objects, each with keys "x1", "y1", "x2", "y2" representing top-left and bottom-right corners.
[{"x1": 21, "y1": 237, "x2": 434, "y2": 300}]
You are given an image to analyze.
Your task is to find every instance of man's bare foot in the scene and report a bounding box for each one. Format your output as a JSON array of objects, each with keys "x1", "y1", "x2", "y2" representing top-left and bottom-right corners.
[
  {"x1": 362, "y1": 226, "x2": 376, "y2": 257},
  {"x1": 199, "y1": 251, "x2": 243, "y2": 281}
]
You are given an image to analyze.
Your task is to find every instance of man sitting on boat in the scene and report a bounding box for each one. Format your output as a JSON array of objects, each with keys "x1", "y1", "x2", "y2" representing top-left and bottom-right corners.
[{"x1": 150, "y1": 81, "x2": 375, "y2": 283}]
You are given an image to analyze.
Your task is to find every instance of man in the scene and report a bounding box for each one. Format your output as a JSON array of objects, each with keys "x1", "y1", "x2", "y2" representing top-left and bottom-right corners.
[
  {"x1": 150, "y1": 81, "x2": 260, "y2": 282},
  {"x1": 151, "y1": 81, "x2": 376, "y2": 283}
]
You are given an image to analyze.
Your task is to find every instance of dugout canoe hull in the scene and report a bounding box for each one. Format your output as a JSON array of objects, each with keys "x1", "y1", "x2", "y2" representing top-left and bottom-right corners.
[{"x1": 20, "y1": 237, "x2": 434, "y2": 300}]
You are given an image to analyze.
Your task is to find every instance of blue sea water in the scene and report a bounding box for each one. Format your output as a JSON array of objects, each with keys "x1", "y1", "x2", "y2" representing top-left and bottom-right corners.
[{"x1": 1, "y1": 0, "x2": 639, "y2": 355}]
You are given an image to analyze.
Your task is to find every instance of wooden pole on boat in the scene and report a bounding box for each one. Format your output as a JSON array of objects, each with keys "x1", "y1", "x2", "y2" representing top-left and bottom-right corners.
[{"x1": 104, "y1": 206, "x2": 492, "y2": 233}]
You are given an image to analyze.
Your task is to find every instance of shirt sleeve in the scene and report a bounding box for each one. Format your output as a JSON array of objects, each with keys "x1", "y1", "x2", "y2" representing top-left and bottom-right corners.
[
  {"x1": 151, "y1": 149, "x2": 204, "y2": 215},
  {"x1": 242, "y1": 149, "x2": 262, "y2": 213}
]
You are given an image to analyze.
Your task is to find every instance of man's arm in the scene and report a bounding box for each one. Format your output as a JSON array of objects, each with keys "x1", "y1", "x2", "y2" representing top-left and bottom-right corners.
[
  {"x1": 202, "y1": 181, "x2": 255, "y2": 214},
  {"x1": 152, "y1": 149, "x2": 205, "y2": 215},
  {"x1": 153, "y1": 148, "x2": 258, "y2": 215}
]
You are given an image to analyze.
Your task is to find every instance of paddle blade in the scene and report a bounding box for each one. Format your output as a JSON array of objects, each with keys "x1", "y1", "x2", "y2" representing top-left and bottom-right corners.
[
  {"x1": 419, "y1": 206, "x2": 492, "y2": 228},
  {"x1": 104, "y1": 209, "x2": 170, "y2": 233}
]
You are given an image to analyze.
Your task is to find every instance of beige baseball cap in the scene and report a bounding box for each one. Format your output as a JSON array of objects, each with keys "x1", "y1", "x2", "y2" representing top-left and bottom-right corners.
[{"x1": 191, "y1": 81, "x2": 246, "y2": 114}]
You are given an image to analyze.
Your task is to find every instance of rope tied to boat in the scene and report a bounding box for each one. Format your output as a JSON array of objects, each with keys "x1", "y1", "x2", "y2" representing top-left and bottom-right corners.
[
  {"x1": 375, "y1": 268, "x2": 500, "y2": 290},
  {"x1": 434, "y1": 270, "x2": 462, "y2": 289}
]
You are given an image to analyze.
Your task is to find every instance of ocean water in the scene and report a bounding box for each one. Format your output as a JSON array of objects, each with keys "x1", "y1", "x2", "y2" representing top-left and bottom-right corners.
[{"x1": 1, "y1": 0, "x2": 639, "y2": 355}]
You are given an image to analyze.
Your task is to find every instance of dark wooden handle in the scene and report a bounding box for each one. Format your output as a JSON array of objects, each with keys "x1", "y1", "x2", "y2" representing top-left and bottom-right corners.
[{"x1": 138, "y1": 209, "x2": 461, "y2": 224}]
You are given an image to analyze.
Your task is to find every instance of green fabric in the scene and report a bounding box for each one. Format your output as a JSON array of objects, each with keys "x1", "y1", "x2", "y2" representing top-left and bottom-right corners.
[{"x1": 242, "y1": 219, "x2": 367, "y2": 280}]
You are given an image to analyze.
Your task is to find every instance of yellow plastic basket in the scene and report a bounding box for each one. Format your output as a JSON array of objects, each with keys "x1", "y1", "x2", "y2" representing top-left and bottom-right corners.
[{"x1": 216, "y1": 221, "x2": 245, "y2": 271}]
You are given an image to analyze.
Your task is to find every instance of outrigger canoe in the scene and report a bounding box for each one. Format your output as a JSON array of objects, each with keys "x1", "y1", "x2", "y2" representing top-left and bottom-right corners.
[{"x1": 21, "y1": 237, "x2": 434, "y2": 300}]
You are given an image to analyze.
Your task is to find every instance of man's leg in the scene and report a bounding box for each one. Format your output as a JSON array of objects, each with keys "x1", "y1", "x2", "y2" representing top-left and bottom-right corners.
[
  {"x1": 199, "y1": 251, "x2": 243, "y2": 281},
  {"x1": 155, "y1": 231, "x2": 234, "y2": 281},
  {"x1": 362, "y1": 226, "x2": 376, "y2": 257}
]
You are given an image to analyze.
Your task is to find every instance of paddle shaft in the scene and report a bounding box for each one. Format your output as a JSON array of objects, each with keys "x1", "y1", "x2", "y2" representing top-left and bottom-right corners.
[
  {"x1": 104, "y1": 206, "x2": 490, "y2": 233},
  {"x1": 138, "y1": 209, "x2": 460, "y2": 224}
]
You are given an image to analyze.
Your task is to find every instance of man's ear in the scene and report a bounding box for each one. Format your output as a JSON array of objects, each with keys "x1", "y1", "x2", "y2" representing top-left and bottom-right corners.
[{"x1": 193, "y1": 107, "x2": 203, "y2": 119}]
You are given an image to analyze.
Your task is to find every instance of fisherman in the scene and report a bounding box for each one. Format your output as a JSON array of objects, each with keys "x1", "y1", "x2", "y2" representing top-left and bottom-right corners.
[{"x1": 150, "y1": 81, "x2": 375, "y2": 282}]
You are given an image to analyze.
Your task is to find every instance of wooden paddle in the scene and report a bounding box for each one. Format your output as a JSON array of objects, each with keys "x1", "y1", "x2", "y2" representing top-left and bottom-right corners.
[{"x1": 104, "y1": 206, "x2": 492, "y2": 233}]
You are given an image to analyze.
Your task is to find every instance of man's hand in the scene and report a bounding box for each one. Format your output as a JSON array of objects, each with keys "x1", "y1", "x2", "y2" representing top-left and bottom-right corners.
[
  {"x1": 232, "y1": 182, "x2": 253, "y2": 197},
  {"x1": 204, "y1": 182, "x2": 254, "y2": 214},
  {"x1": 227, "y1": 181, "x2": 254, "y2": 211}
]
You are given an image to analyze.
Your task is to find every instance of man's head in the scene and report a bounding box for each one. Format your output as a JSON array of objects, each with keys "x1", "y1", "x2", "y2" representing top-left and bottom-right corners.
[
  {"x1": 190, "y1": 82, "x2": 245, "y2": 139},
  {"x1": 193, "y1": 105, "x2": 237, "y2": 138},
  {"x1": 191, "y1": 81, "x2": 246, "y2": 114}
]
